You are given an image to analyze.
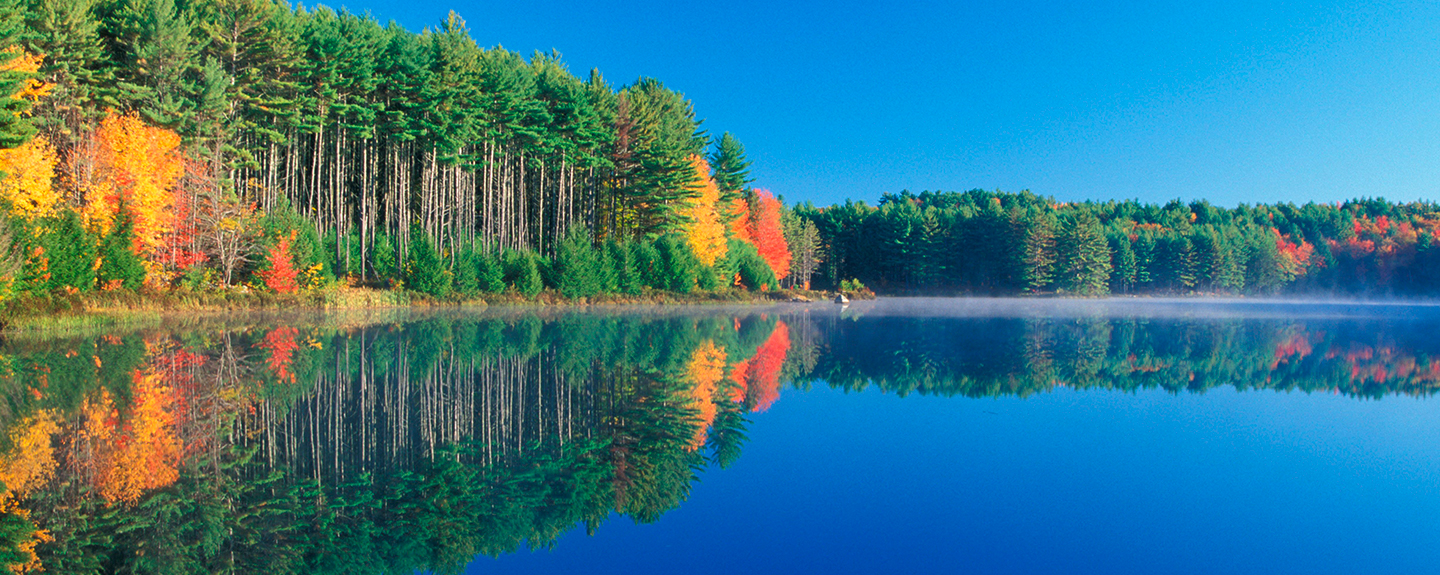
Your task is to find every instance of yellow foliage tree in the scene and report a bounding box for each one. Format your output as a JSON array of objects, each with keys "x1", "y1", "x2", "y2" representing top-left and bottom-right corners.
[
  {"x1": 684, "y1": 339, "x2": 727, "y2": 450},
  {"x1": 0, "y1": 498, "x2": 49, "y2": 574},
  {"x1": 0, "y1": 135, "x2": 58, "y2": 219},
  {"x1": 82, "y1": 112, "x2": 183, "y2": 257},
  {"x1": 682, "y1": 155, "x2": 728, "y2": 267},
  {"x1": 0, "y1": 48, "x2": 52, "y2": 103}
]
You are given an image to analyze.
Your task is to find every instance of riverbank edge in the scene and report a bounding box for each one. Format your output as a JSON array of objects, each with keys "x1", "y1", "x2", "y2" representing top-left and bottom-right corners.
[{"x1": 0, "y1": 285, "x2": 866, "y2": 334}]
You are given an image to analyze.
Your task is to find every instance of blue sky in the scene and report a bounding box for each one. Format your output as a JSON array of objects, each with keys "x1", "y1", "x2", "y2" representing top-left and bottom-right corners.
[{"x1": 329, "y1": 0, "x2": 1440, "y2": 208}]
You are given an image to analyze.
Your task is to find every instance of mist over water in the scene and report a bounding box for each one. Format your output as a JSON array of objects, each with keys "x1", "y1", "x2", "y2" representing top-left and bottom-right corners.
[{"x1": 0, "y1": 299, "x2": 1437, "y2": 574}]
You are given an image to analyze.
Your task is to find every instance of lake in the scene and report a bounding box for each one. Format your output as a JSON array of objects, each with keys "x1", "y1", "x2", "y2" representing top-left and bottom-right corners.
[{"x1": 2, "y1": 298, "x2": 1440, "y2": 574}]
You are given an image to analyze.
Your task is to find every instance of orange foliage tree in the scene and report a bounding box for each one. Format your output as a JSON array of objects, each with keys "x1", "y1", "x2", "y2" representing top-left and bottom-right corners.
[
  {"x1": 682, "y1": 155, "x2": 728, "y2": 266},
  {"x1": 728, "y1": 196, "x2": 754, "y2": 245},
  {"x1": 1272, "y1": 228, "x2": 1314, "y2": 280},
  {"x1": 158, "y1": 158, "x2": 211, "y2": 271},
  {"x1": 683, "y1": 340, "x2": 727, "y2": 450},
  {"x1": 80, "y1": 112, "x2": 183, "y2": 259},
  {"x1": 80, "y1": 370, "x2": 182, "y2": 503},
  {"x1": 729, "y1": 321, "x2": 791, "y2": 412}
]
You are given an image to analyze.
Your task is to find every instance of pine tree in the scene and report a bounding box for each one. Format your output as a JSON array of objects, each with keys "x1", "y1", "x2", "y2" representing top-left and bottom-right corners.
[
  {"x1": 0, "y1": 0, "x2": 36, "y2": 149},
  {"x1": 452, "y1": 246, "x2": 478, "y2": 297},
  {"x1": 613, "y1": 239, "x2": 641, "y2": 295},
  {"x1": 631, "y1": 239, "x2": 662, "y2": 290},
  {"x1": 475, "y1": 251, "x2": 504, "y2": 293},
  {"x1": 507, "y1": 250, "x2": 542, "y2": 297},
  {"x1": 43, "y1": 208, "x2": 96, "y2": 291},
  {"x1": 372, "y1": 232, "x2": 397, "y2": 282},
  {"x1": 1108, "y1": 234, "x2": 1137, "y2": 294},
  {"x1": 96, "y1": 204, "x2": 147, "y2": 289},
  {"x1": 655, "y1": 233, "x2": 697, "y2": 293},
  {"x1": 1020, "y1": 212, "x2": 1056, "y2": 293},
  {"x1": 1057, "y1": 211, "x2": 1111, "y2": 295},
  {"x1": 554, "y1": 226, "x2": 599, "y2": 299},
  {"x1": 709, "y1": 132, "x2": 751, "y2": 207},
  {"x1": 405, "y1": 229, "x2": 450, "y2": 297}
]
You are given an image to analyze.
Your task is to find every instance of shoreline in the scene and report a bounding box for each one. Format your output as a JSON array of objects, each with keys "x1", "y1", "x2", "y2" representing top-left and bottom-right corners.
[{"x1": 0, "y1": 285, "x2": 852, "y2": 334}]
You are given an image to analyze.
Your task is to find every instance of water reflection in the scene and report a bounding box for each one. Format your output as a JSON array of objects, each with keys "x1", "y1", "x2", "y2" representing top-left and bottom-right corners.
[{"x1": 0, "y1": 302, "x2": 1437, "y2": 573}]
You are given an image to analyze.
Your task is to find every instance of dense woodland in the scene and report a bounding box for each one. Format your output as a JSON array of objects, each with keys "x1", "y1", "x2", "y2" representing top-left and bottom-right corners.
[
  {"x1": 0, "y1": 0, "x2": 1435, "y2": 305},
  {"x1": 0, "y1": 0, "x2": 799, "y2": 305},
  {"x1": 1, "y1": 309, "x2": 1438, "y2": 572},
  {"x1": 797, "y1": 190, "x2": 1440, "y2": 296}
]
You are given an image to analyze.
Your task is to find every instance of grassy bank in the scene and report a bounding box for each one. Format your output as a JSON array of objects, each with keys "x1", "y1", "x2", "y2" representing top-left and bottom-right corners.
[{"x1": 0, "y1": 285, "x2": 844, "y2": 334}]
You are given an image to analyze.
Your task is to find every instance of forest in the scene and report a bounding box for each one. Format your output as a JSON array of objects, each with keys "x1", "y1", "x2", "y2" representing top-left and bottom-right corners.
[
  {"x1": 0, "y1": 0, "x2": 1436, "y2": 309},
  {"x1": 797, "y1": 190, "x2": 1440, "y2": 296},
  {"x1": 0, "y1": 0, "x2": 803, "y2": 310}
]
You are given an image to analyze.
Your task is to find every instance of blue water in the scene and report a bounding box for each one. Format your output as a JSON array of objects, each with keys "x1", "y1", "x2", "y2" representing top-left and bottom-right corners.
[{"x1": 476, "y1": 384, "x2": 1440, "y2": 574}]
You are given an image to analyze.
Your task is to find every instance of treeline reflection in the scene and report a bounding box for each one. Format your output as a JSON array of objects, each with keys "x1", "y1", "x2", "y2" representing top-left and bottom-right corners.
[{"x1": 0, "y1": 308, "x2": 1436, "y2": 573}]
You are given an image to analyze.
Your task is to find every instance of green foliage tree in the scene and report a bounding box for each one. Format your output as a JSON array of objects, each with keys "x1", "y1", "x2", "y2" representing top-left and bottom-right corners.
[
  {"x1": 1020, "y1": 211, "x2": 1056, "y2": 293},
  {"x1": 709, "y1": 131, "x2": 751, "y2": 206},
  {"x1": 96, "y1": 206, "x2": 146, "y2": 289},
  {"x1": 504, "y1": 249, "x2": 542, "y2": 297},
  {"x1": 553, "y1": 227, "x2": 599, "y2": 299},
  {"x1": 654, "y1": 234, "x2": 697, "y2": 293},
  {"x1": 405, "y1": 228, "x2": 450, "y2": 297},
  {"x1": 452, "y1": 245, "x2": 479, "y2": 297},
  {"x1": 372, "y1": 232, "x2": 397, "y2": 282},
  {"x1": 475, "y1": 251, "x2": 504, "y2": 294},
  {"x1": 43, "y1": 209, "x2": 96, "y2": 291},
  {"x1": 1056, "y1": 210, "x2": 1111, "y2": 295}
]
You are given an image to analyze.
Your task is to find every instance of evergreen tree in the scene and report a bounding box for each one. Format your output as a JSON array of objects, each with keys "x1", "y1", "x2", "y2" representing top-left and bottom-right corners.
[
  {"x1": 504, "y1": 249, "x2": 542, "y2": 297},
  {"x1": 631, "y1": 240, "x2": 662, "y2": 290},
  {"x1": 372, "y1": 232, "x2": 397, "y2": 282},
  {"x1": 1020, "y1": 212, "x2": 1056, "y2": 293},
  {"x1": 709, "y1": 131, "x2": 751, "y2": 206},
  {"x1": 475, "y1": 251, "x2": 504, "y2": 293},
  {"x1": 1108, "y1": 234, "x2": 1137, "y2": 294},
  {"x1": 452, "y1": 245, "x2": 478, "y2": 297},
  {"x1": 1057, "y1": 211, "x2": 1111, "y2": 295},
  {"x1": 0, "y1": 0, "x2": 35, "y2": 149},
  {"x1": 725, "y1": 239, "x2": 777, "y2": 291},
  {"x1": 613, "y1": 239, "x2": 642, "y2": 295},
  {"x1": 654, "y1": 233, "x2": 698, "y2": 293},
  {"x1": 43, "y1": 208, "x2": 96, "y2": 291},
  {"x1": 553, "y1": 227, "x2": 599, "y2": 299},
  {"x1": 405, "y1": 228, "x2": 450, "y2": 297},
  {"x1": 96, "y1": 206, "x2": 146, "y2": 289}
]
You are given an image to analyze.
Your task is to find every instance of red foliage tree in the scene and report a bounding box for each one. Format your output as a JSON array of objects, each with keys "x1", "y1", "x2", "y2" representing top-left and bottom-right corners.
[
  {"x1": 256, "y1": 234, "x2": 299, "y2": 294},
  {"x1": 257, "y1": 326, "x2": 300, "y2": 384},
  {"x1": 729, "y1": 321, "x2": 791, "y2": 412},
  {"x1": 750, "y1": 190, "x2": 791, "y2": 279}
]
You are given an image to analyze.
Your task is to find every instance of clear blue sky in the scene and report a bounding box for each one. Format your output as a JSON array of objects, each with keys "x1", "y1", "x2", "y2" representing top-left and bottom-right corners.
[{"x1": 328, "y1": 0, "x2": 1440, "y2": 208}]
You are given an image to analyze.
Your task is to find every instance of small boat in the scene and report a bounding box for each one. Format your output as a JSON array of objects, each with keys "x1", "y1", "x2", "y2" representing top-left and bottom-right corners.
[{"x1": 834, "y1": 294, "x2": 850, "y2": 304}]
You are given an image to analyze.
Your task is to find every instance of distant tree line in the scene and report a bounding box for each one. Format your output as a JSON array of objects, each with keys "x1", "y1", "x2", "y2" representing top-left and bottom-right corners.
[{"x1": 795, "y1": 190, "x2": 1440, "y2": 296}]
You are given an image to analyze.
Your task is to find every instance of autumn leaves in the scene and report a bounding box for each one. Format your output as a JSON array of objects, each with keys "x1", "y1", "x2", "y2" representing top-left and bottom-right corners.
[
  {"x1": 683, "y1": 320, "x2": 791, "y2": 451},
  {"x1": 680, "y1": 155, "x2": 791, "y2": 290}
]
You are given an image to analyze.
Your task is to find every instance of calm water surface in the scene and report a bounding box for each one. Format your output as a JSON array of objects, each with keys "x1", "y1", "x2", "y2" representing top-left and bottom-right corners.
[{"x1": 2, "y1": 298, "x2": 1439, "y2": 574}]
